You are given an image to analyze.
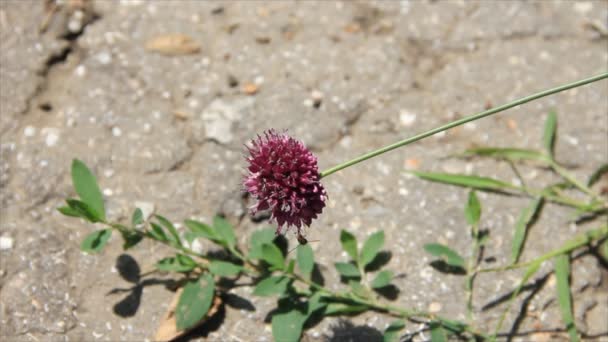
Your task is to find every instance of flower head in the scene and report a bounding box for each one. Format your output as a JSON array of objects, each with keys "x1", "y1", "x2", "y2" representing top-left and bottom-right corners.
[{"x1": 243, "y1": 130, "x2": 327, "y2": 235}]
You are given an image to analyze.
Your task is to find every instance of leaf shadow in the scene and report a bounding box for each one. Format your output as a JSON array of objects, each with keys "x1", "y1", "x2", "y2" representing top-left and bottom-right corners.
[
  {"x1": 429, "y1": 260, "x2": 466, "y2": 275},
  {"x1": 326, "y1": 319, "x2": 383, "y2": 342},
  {"x1": 222, "y1": 292, "x2": 255, "y2": 312},
  {"x1": 365, "y1": 251, "x2": 392, "y2": 272},
  {"x1": 107, "y1": 254, "x2": 178, "y2": 318},
  {"x1": 373, "y1": 284, "x2": 400, "y2": 300}
]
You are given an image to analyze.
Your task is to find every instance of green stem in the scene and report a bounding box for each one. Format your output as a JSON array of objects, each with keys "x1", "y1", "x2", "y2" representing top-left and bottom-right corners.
[
  {"x1": 549, "y1": 160, "x2": 601, "y2": 201},
  {"x1": 478, "y1": 225, "x2": 607, "y2": 274},
  {"x1": 320, "y1": 72, "x2": 608, "y2": 178}
]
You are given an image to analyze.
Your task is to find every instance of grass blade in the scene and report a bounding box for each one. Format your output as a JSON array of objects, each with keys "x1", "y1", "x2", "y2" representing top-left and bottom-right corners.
[
  {"x1": 587, "y1": 163, "x2": 608, "y2": 187},
  {"x1": 554, "y1": 254, "x2": 579, "y2": 342},
  {"x1": 511, "y1": 197, "x2": 543, "y2": 264},
  {"x1": 411, "y1": 171, "x2": 515, "y2": 191},
  {"x1": 543, "y1": 111, "x2": 557, "y2": 158},
  {"x1": 465, "y1": 190, "x2": 481, "y2": 226},
  {"x1": 462, "y1": 147, "x2": 548, "y2": 162}
]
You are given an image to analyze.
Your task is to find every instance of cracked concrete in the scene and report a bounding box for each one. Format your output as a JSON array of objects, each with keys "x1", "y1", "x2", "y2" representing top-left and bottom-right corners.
[{"x1": 1, "y1": 1, "x2": 607, "y2": 341}]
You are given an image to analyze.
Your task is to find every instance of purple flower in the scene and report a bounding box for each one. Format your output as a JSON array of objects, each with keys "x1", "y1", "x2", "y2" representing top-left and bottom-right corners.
[{"x1": 243, "y1": 130, "x2": 327, "y2": 235}]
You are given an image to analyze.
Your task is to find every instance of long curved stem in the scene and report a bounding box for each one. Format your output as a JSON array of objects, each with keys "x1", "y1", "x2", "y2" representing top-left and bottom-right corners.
[{"x1": 320, "y1": 72, "x2": 608, "y2": 178}]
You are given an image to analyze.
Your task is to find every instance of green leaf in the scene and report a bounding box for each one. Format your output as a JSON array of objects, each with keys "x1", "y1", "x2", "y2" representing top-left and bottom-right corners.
[
  {"x1": 175, "y1": 273, "x2": 215, "y2": 330},
  {"x1": 555, "y1": 254, "x2": 579, "y2": 342},
  {"x1": 465, "y1": 190, "x2": 481, "y2": 226},
  {"x1": 371, "y1": 270, "x2": 393, "y2": 289},
  {"x1": 131, "y1": 208, "x2": 144, "y2": 227},
  {"x1": 184, "y1": 219, "x2": 217, "y2": 240},
  {"x1": 155, "y1": 215, "x2": 181, "y2": 246},
  {"x1": 248, "y1": 228, "x2": 276, "y2": 259},
  {"x1": 65, "y1": 199, "x2": 102, "y2": 223},
  {"x1": 71, "y1": 159, "x2": 105, "y2": 221},
  {"x1": 306, "y1": 292, "x2": 327, "y2": 315},
  {"x1": 208, "y1": 260, "x2": 242, "y2": 277},
  {"x1": 360, "y1": 231, "x2": 385, "y2": 267},
  {"x1": 81, "y1": 229, "x2": 112, "y2": 253},
  {"x1": 149, "y1": 222, "x2": 168, "y2": 242},
  {"x1": 213, "y1": 216, "x2": 236, "y2": 249},
  {"x1": 261, "y1": 243, "x2": 285, "y2": 270},
  {"x1": 429, "y1": 321, "x2": 447, "y2": 342},
  {"x1": 340, "y1": 230, "x2": 358, "y2": 261},
  {"x1": 436, "y1": 318, "x2": 467, "y2": 334},
  {"x1": 156, "y1": 255, "x2": 197, "y2": 273},
  {"x1": 511, "y1": 197, "x2": 543, "y2": 264},
  {"x1": 334, "y1": 262, "x2": 360, "y2": 278},
  {"x1": 296, "y1": 244, "x2": 314, "y2": 278},
  {"x1": 383, "y1": 320, "x2": 406, "y2": 342},
  {"x1": 57, "y1": 205, "x2": 83, "y2": 218},
  {"x1": 411, "y1": 171, "x2": 515, "y2": 191},
  {"x1": 324, "y1": 302, "x2": 367, "y2": 315},
  {"x1": 120, "y1": 230, "x2": 143, "y2": 250},
  {"x1": 253, "y1": 276, "x2": 291, "y2": 297},
  {"x1": 272, "y1": 299, "x2": 306, "y2": 342},
  {"x1": 423, "y1": 243, "x2": 465, "y2": 269},
  {"x1": 349, "y1": 280, "x2": 369, "y2": 298},
  {"x1": 462, "y1": 147, "x2": 548, "y2": 163},
  {"x1": 543, "y1": 111, "x2": 557, "y2": 158},
  {"x1": 587, "y1": 163, "x2": 608, "y2": 187}
]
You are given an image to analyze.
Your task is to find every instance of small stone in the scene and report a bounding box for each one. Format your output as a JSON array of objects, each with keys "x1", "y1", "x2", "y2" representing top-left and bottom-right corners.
[
  {"x1": 23, "y1": 126, "x2": 36, "y2": 137},
  {"x1": 97, "y1": 51, "x2": 112, "y2": 65},
  {"x1": 112, "y1": 126, "x2": 122, "y2": 137},
  {"x1": 399, "y1": 110, "x2": 416, "y2": 126},
  {"x1": 0, "y1": 236, "x2": 14, "y2": 250},
  {"x1": 103, "y1": 188, "x2": 113, "y2": 196},
  {"x1": 44, "y1": 129, "x2": 60, "y2": 147},
  {"x1": 74, "y1": 65, "x2": 87, "y2": 77},
  {"x1": 428, "y1": 302, "x2": 442, "y2": 313}
]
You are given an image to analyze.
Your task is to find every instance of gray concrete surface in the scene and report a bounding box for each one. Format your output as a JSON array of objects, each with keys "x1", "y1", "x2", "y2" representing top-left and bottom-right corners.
[{"x1": 1, "y1": 1, "x2": 607, "y2": 341}]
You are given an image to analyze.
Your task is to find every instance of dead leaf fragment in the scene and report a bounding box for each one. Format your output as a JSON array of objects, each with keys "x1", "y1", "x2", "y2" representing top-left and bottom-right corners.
[
  {"x1": 173, "y1": 110, "x2": 191, "y2": 120},
  {"x1": 242, "y1": 83, "x2": 259, "y2": 95},
  {"x1": 344, "y1": 23, "x2": 361, "y2": 33},
  {"x1": 145, "y1": 34, "x2": 201, "y2": 56},
  {"x1": 154, "y1": 288, "x2": 222, "y2": 342},
  {"x1": 404, "y1": 158, "x2": 421, "y2": 170}
]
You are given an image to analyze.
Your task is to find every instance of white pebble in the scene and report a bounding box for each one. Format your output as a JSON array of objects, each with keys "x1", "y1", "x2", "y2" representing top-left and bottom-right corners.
[
  {"x1": 97, "y1": 51, "x2": 112, "y2": 65},
  {"x1": 254, "y1": 75, "x2": 265, "y2": 85},
  {"x1": 310, "y1": 90, "x2": 323, "y2": 100},
  {"x1": 0, "y1": 236, "x2": 14, "y2": 250},
  {"x1": 103, "y1": 188, "x2": 113, "y2": 196},
  {"x1": 399, "y1": 110, "x2": 416, "y2": 126},
  {"x1": 302, "y1": 99, "x2": 314, "y2": 107},
  {"x1": 23, "y1": 126, "x2": 36, "y2": 137},
  {"x1": 75, "y1": 65, "x2": 86, "y2": 77},
  {"x1": 112, "y1": 126, "x2": 122, "y2": 137},
  {"x1": 44, "y1": 129, "x2": 60, "y2": 147}
]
